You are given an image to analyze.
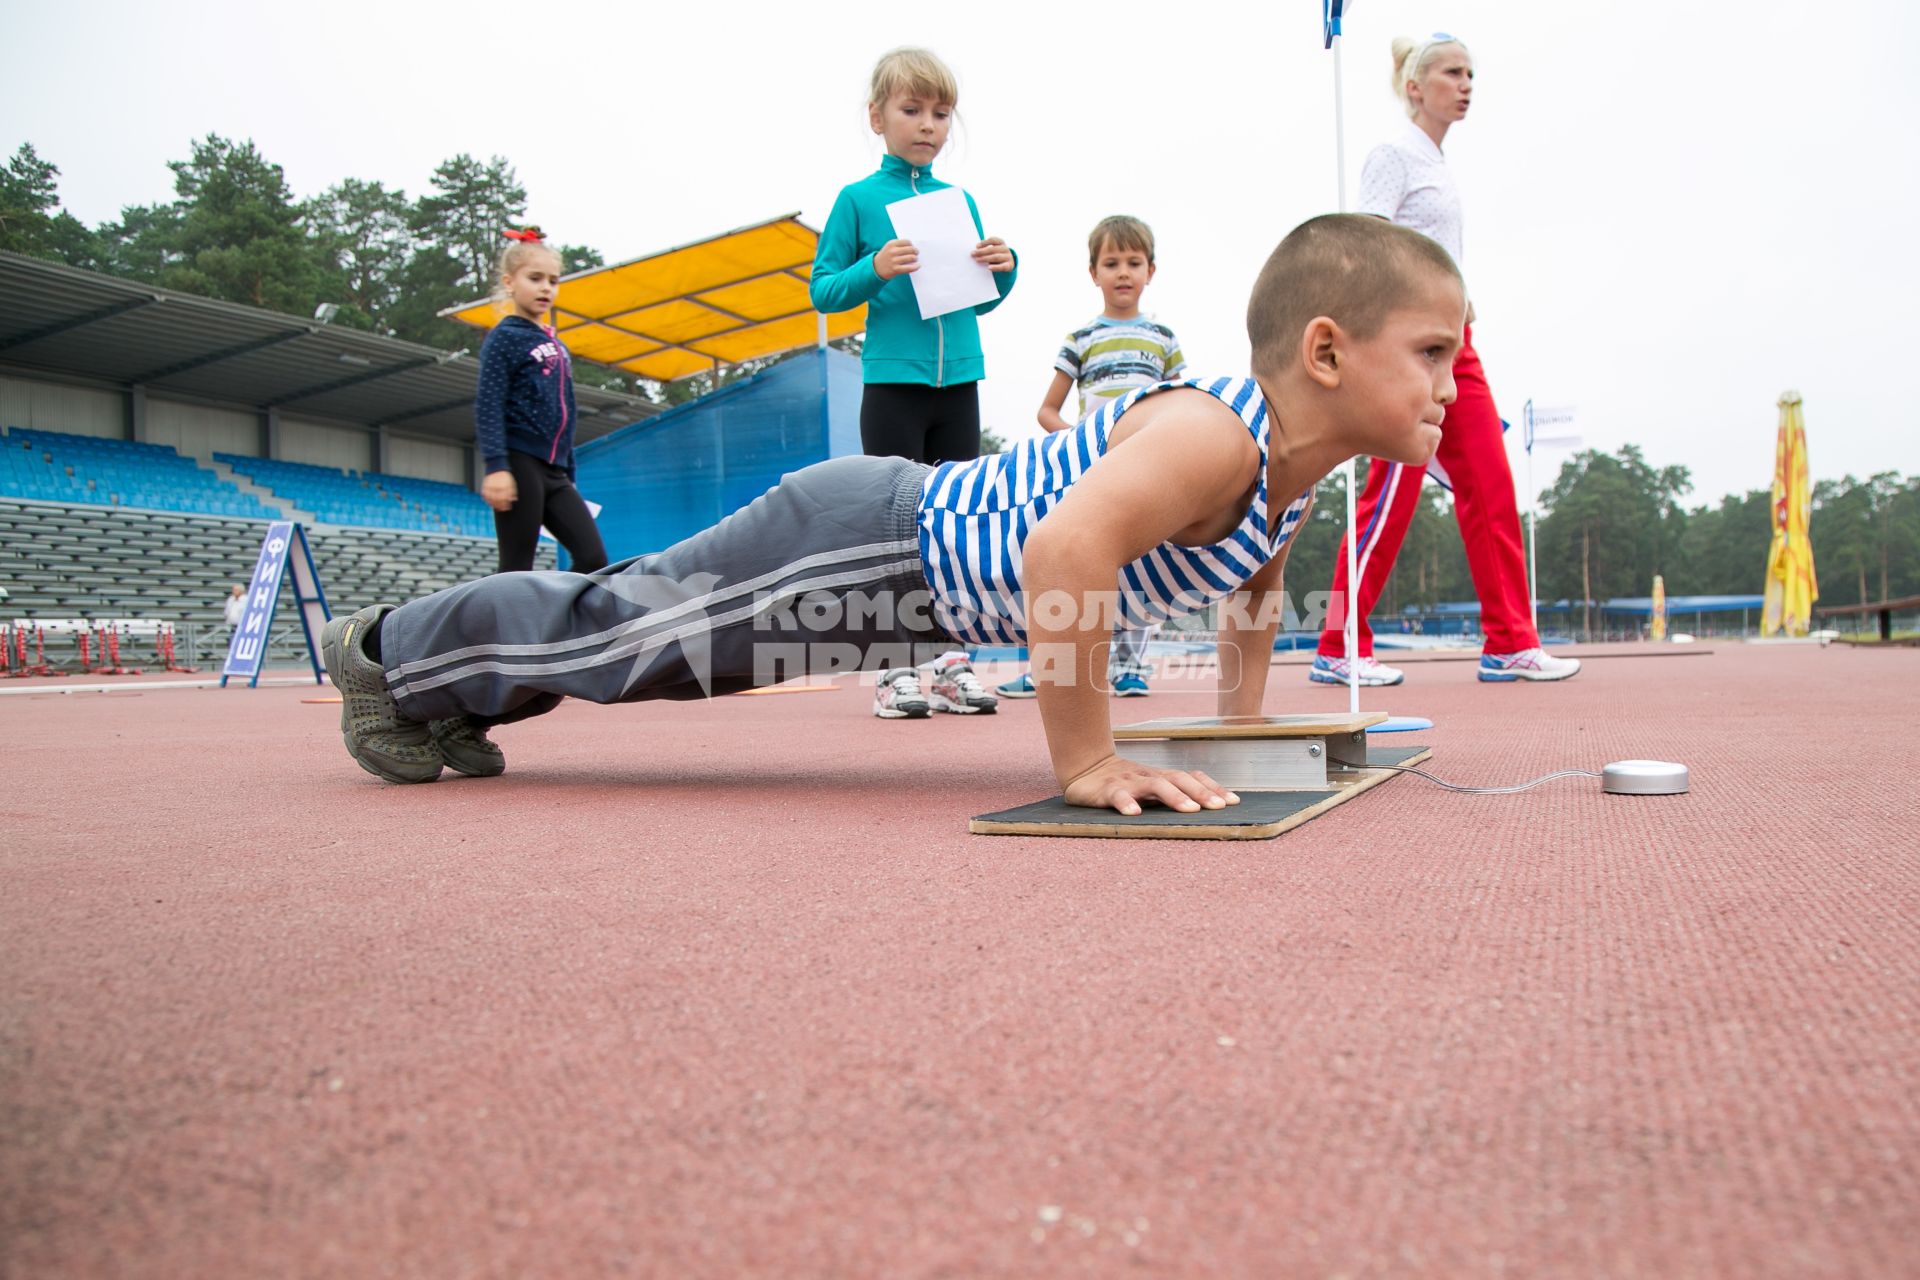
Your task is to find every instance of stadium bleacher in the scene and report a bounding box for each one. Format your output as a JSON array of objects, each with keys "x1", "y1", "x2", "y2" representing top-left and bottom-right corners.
[
  {"x1": 0, "y1": 426, "x2": 502, "y2": 538},
  {"x1": 217, "y1": 454, "x2": 498, "y2": 537},
  {"x1": 5, "y1": 427, "x2": 283, "y2": 519},
  {"x1": 0, "y1": 497, "x2": 552, "y2": 668},
  {"x1": 372, "y1": 472, "x2": 500, "y2": 539}
]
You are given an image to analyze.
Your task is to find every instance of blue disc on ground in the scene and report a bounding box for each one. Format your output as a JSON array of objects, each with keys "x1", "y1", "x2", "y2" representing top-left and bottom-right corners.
[{"x1": 1367, "y1": 716, "x2": 1435, "y2": 733}]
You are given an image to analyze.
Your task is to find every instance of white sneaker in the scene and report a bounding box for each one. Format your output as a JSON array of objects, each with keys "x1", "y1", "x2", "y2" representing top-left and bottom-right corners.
[
  {"x1": 1479, "y1": 648, "x2": 1581, "y2": 682},
  {"x1": 1308, "y1": 653, "x2": 1405, "y2": 686},
  {"x1": 928, "y1": 654, "x2": 998, "y2": 714},
  {"x1": 873, "y1": 668, "x2": 931, "y2": 718}
]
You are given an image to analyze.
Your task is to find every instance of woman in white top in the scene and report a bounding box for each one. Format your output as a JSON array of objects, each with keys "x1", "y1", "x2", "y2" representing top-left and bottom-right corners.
[{"x1": 1310, "y1": 33, "x2": 1579, "y2": 685}]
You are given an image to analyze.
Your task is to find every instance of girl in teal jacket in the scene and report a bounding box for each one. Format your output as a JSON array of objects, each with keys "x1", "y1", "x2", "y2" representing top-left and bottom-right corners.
[{"x1": 810, "y1": 47, "x2": 1018, "y2": 464}]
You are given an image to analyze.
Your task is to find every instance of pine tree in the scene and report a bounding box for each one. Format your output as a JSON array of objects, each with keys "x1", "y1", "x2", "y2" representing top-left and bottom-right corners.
[
  {"x1": 161, "y1": 135, "x2": 330, "y2": 314},
  {"x1": 307, "y1": 178, "x2": 412, "y2": 333},
  {"x1": 411, "y1": 154, "x2": 528, "y2": 299},
  {"x1": 0, "y1": 143, "x2": 101, "y2": 266}
]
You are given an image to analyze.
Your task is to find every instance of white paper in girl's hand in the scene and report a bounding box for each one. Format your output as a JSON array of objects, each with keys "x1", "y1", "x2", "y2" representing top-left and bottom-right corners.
[
  {"x1": 883, "y1": 187, "x2": 1000, "y2": 320},
  {"x1": 540, "y1": 498, "x2": 602, "y2": 543}
]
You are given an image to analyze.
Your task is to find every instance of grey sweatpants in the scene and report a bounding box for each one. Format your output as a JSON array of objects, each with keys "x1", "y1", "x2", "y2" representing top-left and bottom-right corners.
[{"x1": 381, "y1": 457, "x2": 955, "y2": 726}]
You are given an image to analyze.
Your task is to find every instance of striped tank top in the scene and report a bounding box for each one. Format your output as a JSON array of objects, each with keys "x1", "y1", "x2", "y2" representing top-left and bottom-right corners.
[{"x1": 917, "y1": 376, "x2": 1312, "y2": 646}]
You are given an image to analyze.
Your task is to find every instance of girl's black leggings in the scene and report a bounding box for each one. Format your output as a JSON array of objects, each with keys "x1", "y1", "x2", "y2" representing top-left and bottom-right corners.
[
  {"x1": 858, "y1": 381, "x2": 981, "y2": 464},
  {"x1": 492, "y1": 450, "x2": 609, "y2": 575}
]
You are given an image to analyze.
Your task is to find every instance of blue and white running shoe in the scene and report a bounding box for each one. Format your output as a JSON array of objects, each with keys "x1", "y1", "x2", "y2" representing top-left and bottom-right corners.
[
  {"x1": 1478, "y1": 648, "x2": 1581, "y2": 682},
  {"x1": 1308, "y1": 654, "x2": 1405, "y2": 686}
]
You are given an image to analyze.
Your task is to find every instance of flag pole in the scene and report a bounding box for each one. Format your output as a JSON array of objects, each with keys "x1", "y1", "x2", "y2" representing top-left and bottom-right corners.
[
  {"x1": 1327, "y1": 0, "x2": 1360, "y2": 716},
  {"x1": 1525, "y1": 400, "x2": 1538, "y2": 634}
]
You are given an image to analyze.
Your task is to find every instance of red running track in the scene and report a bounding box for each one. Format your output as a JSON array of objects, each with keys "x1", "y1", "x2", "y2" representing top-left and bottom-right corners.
[{"x1": 2, "y1": 643, "x2": 1916, "y2": 1277}]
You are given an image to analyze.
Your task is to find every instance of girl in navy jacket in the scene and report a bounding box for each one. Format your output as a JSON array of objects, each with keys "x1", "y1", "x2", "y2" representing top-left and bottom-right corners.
[{"x1": 476, "y1": 229, "x2": 608, "y2": 574}]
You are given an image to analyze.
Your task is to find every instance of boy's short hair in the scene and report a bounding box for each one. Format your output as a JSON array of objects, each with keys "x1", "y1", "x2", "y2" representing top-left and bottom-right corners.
[
  {"x1": 1089, "y1": 215, "x2": 1155, "y2": 266},
  {"x1": 1246, "y1": 214, "x2": 1462, "y2": 375},
  {"x1": 869, "y1": 47, "x2": 959, "y2": 108}
]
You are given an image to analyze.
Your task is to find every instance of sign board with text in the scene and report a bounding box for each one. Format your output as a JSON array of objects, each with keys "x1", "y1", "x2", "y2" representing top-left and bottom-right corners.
[{"x1": 221, "y1": 521, "x2": 331, "y2": 687}]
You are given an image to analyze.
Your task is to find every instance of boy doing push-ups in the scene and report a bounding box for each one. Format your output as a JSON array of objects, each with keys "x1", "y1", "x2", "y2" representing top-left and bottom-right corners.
[{"x1": 322, "y1": 214, "x2": 1465, "y2": 816}]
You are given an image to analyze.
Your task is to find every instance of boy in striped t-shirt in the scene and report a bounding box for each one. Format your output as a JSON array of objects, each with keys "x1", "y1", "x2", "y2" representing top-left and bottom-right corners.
[
  {"x1": 999, "y1": 217, "x2": 1187, "y2": 701},
  {"x1": 1041, "y1": 216, "x2": 1187, "y2": 429},
  {"x1": 321, "y1": 215, "x2": 1465, "y2": 816}
]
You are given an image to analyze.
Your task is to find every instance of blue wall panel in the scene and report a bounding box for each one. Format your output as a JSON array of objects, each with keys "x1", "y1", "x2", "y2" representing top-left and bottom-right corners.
[{"x1": 575, "y1": 348, "x2": 864, "y2": 561}]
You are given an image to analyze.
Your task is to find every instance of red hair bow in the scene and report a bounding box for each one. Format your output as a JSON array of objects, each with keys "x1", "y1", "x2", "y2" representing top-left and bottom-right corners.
[{"x1": 503, "y1": 226, "x2": 546, "y2": 243}]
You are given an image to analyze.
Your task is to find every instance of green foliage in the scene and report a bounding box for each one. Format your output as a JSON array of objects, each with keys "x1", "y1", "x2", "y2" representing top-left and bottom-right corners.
[
  {"x1": 95, "y1": 202, "x2": 177, "y2": 282},
  {"x1": 1672, "y1": 488, "x2": 1771, "y2": 596},
  {"x1": 1271, "y1": 449, "x2": 1916, "y2": 638},
  {"x1": 0, "y1": 142, "x2": 60, "y2": 250},
  {"x1": 161, "y1": 135, "x2": 331, "y2": 313},
  {"x1": 382, "y1": 247, "x2": 473, "y2": 351},
  {"x1": 40, "y1": 211, "x2": 103, "y2": 270},
  {"x1": 557, "y1": 243, "x2": 603, "y2": 275},
  {"x1": 411, "y1": 154, "x2": 528, "y2": 299},
  {"x1": 1533, "y1": 445, "x2": 1691, "y2": 617},
  {"x1": 1277, "y1": 464, "x2": 1473, "y2": 617},
  {"x1": 1382, "y1": 481, "x2": 1475, "y2": 612},
  {"x1": 1809, "y1": 471, "x2": 1920, "y2": 605},
  {"x1": 307, "y1": 177, "x2": 412, "y2": 333},
  {"x1": 0, "y1": 143, "x2": 101, "y2": 267},
  {"x1": 1536, "y1": 449, "x2": 1920, "y2": 621},
  {"x1": 1275, "y1": 473, "x2": 1361, "y2": 616}
]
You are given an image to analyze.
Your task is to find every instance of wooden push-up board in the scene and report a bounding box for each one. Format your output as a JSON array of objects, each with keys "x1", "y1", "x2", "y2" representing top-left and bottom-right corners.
[
  {"x1": 1112, "y1": 711, "x2": 1388, "y2": 739},
  {"x1": 970, "y1": 744, "x2": 1431, "y2": 840}
]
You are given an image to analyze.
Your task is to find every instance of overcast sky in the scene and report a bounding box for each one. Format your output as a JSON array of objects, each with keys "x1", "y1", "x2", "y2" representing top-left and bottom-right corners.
[{"x1": 11, "y1": 0, "x2": 1918, "y2": 504}]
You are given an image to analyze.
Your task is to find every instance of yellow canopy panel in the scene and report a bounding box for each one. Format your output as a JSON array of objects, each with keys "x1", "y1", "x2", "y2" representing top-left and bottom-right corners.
[{"x1": 441, "y1": 213, "x2": 866, "y2": 382}]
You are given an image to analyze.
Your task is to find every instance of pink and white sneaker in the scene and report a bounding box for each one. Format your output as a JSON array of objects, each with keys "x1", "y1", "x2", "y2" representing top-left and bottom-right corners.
[
  {"x1": 928, "y1": 653, "x2": 998, "y2": 714},
  {"x1": 873, "y1": 668, "x2": 931, "y2": 718},
  {"x1": 1309, "y1": 653, "x2": 1405, "y2": 686},
  {"x1": 1479, "y1": 648, "x2": 1581, "y2": 682}
]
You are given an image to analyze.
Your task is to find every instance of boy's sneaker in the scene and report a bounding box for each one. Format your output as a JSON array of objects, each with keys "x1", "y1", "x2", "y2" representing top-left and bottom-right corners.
[
  {"x1": 430, "y1": 716, "x2": 506, "y2": 777},
  {"x1": 929, "y1": 654, "x2": 998, "y2": 714},
  {"x1": 996, "y1": 671, "x2": 1037, "y2": 698},
  {"x1": 1111, "y1": 673, "x2": 1151, "y2": 697},
  {"x1": 873, "y1": 668, "x2": 931, "y2": 719},
  {"x1": 320, "y1": 604, "x2": 443, "y2": 783},
  {"x1": 1479, "y1": 648, "x2": 1581, "y2": 682},
  {"x1": 1308, "y1": 654, "x2": 1405, "y2": 686}
]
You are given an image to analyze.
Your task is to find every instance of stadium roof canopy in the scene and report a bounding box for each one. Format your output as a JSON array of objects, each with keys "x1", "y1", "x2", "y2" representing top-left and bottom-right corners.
[
  {"x1": 0, "y1": 251, "x2": 658, "y2": 444},
  {"x1": 441, "y1": 213, "x2": 866, "y2": 383}
]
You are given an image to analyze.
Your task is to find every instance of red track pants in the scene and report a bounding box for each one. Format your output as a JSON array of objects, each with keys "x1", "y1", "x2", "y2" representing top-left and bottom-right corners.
[{"x1": 1317, "y1": 325, "x2": 1539, "y2": 658}]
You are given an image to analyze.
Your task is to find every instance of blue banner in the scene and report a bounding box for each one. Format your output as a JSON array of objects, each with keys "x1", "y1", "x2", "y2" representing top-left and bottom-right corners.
[
  {"x1": 1323, "y1": 0, "x2": 1348, "y2": 48},
  {"x1": 221, "y1": 521, "x2": 331, "y2": 688}
]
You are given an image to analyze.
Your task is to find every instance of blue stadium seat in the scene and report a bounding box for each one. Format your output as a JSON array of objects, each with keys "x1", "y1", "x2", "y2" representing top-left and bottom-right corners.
[
  {"x1": 0, "y1": 427, "x2": 284, "y2": 520},
  {"x1": 215, "y1": 452, "x2": 491, "y2": 537}
]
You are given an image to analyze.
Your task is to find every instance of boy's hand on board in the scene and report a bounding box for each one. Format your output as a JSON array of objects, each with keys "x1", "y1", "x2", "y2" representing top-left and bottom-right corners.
[
  {"x1": 874, "y1": 239, "x2": 919, "y2": 280},
  {"x1": 973, "y1": 238, "x2": 1015, "y2": 272},
  {"x1": 1061, "y1": 754, "x2": 1240, "y2": 816}
]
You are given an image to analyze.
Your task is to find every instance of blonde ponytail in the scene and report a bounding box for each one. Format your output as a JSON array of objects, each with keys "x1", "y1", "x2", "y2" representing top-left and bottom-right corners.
[{"x1": 1389, "y1": 36, "x2": 1418, "y2": 93}]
